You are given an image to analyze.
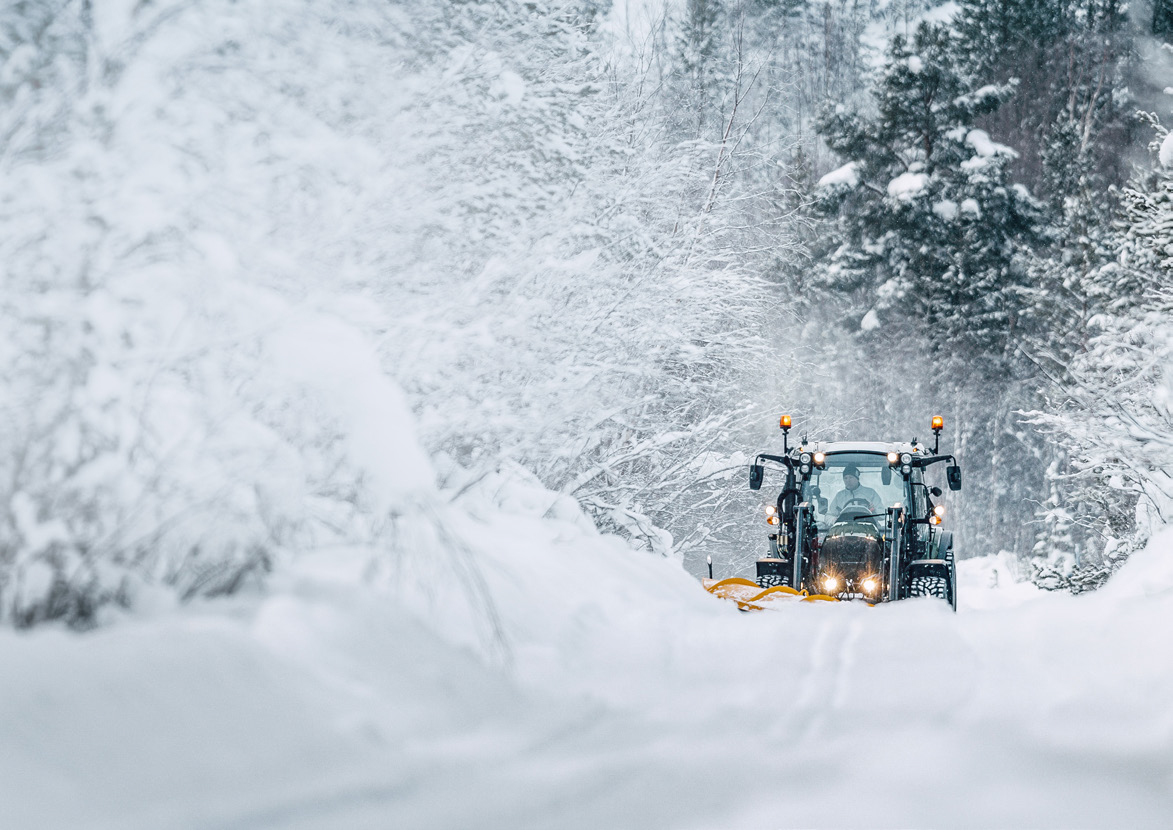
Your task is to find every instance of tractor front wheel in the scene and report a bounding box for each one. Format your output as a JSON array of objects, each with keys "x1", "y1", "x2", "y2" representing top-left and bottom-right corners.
[{"x1": 908, "y1": 575, "x2": 950, "y2": 601}]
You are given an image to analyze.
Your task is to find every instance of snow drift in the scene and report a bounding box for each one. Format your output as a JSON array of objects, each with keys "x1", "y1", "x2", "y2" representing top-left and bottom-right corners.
[{"x1": 2, "y1": 472, "x2": 1170, "y2": 829}]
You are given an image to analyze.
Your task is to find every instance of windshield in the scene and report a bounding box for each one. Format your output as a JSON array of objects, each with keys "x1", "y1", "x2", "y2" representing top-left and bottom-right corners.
[{"x1": 803, "y1": 452, "x2": 906, "y2": 528}]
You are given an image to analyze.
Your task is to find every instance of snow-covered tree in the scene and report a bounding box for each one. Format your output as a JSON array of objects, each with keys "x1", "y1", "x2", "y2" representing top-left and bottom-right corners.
[
  {"x1": 1030, "y1": 124, "x2": 1173, "y2": 586},
  {"x1": 675, "y1": 0, "x2": 726, "y2": 137},
  {"x1": 803, "y1": 22, "x2": 1055, "y2": 561},
  {"x1": 953, "y1": 0, "x2": 1132, "y2": 201},
  {"x1": 387, "y1": 0, "x2": 812, "y2": 567},
  {"x1": 0, "y1": 0, "x2": 810, "y2": 626},
  {"x1": 815, "y1": 22, "x2": 1041, "y2": 362},
  {"x1": 0, "y1": 0, "x2": 472, "y2": 626},
  {"x1": 0, "y1": 0, "x2": 831, "y2": 630}
]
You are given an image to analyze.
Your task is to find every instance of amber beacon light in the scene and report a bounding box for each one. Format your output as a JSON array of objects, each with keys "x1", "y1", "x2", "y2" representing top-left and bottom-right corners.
[{"x1": 779, "y1": 414, "x2": 792, "y2": 452}]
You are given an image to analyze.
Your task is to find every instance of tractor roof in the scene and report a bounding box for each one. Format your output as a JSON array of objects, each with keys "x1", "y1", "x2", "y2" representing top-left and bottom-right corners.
[{"x1": 801, "y1": 440, "x2": 924, "y2": 455}]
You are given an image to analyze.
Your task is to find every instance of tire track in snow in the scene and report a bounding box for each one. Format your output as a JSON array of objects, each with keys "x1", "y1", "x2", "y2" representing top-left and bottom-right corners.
[
  {"x1": 831, "y1": 617, "x2": 863, "y2": 710},
  {"x1": 792, "y1": 612, "x2": 860, "y2": 740}
]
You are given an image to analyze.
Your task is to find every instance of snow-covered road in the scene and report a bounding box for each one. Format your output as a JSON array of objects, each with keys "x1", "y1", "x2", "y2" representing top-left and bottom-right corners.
[{"x1": 2, "y1": 482, "x2": 1171, "y2": 829}]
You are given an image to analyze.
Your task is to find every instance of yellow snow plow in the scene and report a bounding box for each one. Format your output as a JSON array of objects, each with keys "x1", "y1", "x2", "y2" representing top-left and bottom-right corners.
[{"x1": 702, "y1": 577, "x2": 839, "y2": 610}]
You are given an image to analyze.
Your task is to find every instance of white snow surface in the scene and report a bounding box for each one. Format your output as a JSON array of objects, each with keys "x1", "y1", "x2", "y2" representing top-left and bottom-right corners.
[
  {"x1": 3, "y1": 471, "x2": 1172, "y2": 829},
  {"x1": 1160, "y1": 131, "x2": 1173, "y2": 168}
]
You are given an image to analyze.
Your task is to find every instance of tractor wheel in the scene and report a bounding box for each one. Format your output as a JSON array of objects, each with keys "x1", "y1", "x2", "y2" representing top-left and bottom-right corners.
[
  {"x1": 907, "y1": 575, "x2": 950, "y2": 601},
  {"x1": 946, "y1": 548, "x2": 958, "y2": 612},
  {"x1": 757, "y1": 572, "x2": 787, "y2": 590}
]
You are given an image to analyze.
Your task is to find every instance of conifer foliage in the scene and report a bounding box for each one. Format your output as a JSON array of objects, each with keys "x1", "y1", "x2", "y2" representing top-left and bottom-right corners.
[
  {"x1": 815, "y1": 23, "x2": 1041, "y2": 363},
  {"x1": 953, "y1": 0, "x2": 1131, "y2": 202}
]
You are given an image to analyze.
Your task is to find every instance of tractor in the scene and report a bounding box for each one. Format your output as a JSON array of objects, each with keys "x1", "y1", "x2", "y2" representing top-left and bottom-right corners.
[{"x1": 748, "y1": 416, "x2": 961, "y2": 610}]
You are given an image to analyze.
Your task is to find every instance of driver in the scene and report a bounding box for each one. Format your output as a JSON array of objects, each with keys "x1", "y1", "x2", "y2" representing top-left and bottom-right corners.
[{"x1": 828, "y1": 465, "x2": 883, "y2": 517}]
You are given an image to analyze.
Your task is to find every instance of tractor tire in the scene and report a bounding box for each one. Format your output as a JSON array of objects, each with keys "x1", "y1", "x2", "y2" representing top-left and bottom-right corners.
[
  {"x1": 755, "y1": 558, "x2": 792, "y2": 590},
  {"x1": 907, "y1": 574, "x2": 950, "y2": 601},
  {"x1": 946, "y1": 548, "x2": 957, "y2": 612},
  {"x1": 757, "y1": 572, "x2": 787, "y2": 590}
]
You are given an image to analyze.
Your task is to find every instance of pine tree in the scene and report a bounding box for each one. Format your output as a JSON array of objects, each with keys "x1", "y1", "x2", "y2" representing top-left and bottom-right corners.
[
  {"x1": 953, "y1": 0, "x2": 1132, "y2": 202},
  {"x1": 814, "y1": 22, "x2": 1041, "y2": 366},
  {"x1": 1021, "y1": 118, "x2": 1117, "y2": 367},
  {"x1": 809, "y1": 23, "x2": 1050, "y2": 561}
]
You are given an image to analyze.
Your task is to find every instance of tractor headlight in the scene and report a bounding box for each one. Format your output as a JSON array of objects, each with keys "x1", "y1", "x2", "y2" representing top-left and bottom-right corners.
[
  {"x1": 934, "y1": 504, "x2": 945, "y2": 517},
  {"x1": 887, "y1": 452, "x2": 898, "y2": 464},
  {"x1": 813, "y1": 451, "x2": 826, "y2": 465},
  {"x1": 800, "y1": 464, "x2": 810, "y2": 474},
  {"x1": 800, "y1": 452, "x2": 811, "y2": 464},
  {"x1": 900, "y1": 453, "x2": 912, "y2": 464},
  {"x1": 766, "y1": 504, "x2": 777, "y2": 516},
  {"x1": 823, "y1": 576, "x2": 839, "y2": 593},
  {"x1": 862, "y1": 577, "x2": 878, "y2": 593},
  {"x1": 902, "y1": 465, "x2": 911, "y2": 475}
]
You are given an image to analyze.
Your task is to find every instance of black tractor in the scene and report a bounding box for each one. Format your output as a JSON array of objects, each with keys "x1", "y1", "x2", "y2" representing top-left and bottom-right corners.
[{"x1": 748, "y1": 416, "x2": 961, "y2": 610}]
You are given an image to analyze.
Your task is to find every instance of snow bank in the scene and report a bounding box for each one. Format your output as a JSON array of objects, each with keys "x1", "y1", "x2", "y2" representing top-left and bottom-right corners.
[
  {"x1": 266, "y1": 313, "x2": 434, "y2": 509},
  {"x1": 3, "y1": 479, "x2": 1173, "y2": 828},
  {"x1": 1097, "y1": 526, "x2": 1173, "y2": 600}
]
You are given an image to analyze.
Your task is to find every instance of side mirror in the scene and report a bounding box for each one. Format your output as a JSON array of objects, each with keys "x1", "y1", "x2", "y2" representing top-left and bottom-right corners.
[
  {"x1": 946, "y1": 465, "x2": 962, "y2": 491},
  {"x1": 930, "y1": 486, "x2": 942, "y2": 497},
  {"x1": 749, "y1": 464, "x2": 764, "y2": 491}
]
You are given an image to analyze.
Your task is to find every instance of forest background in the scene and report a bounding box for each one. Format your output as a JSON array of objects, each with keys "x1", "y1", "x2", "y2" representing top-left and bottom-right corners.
[{"x1": 2, "y1": 0, "x2": 1173, "y2": 627}]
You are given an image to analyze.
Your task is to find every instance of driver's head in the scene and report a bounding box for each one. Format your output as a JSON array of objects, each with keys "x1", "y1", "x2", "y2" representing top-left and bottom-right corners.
[{"x1": 842, "y1": 465, "x2": 860, "y2": 489}]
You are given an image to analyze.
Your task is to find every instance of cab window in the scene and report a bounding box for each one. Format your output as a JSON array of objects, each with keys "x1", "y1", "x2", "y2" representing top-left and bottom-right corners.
[
  {"x1": 804, "y1": 453, "x2": 904, "y2": 527},
  {"x1": 911, "y1": 468, "x2": 928, "y2": 518}
]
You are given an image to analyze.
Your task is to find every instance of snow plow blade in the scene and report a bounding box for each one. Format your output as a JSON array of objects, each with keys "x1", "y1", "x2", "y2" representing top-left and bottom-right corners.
[{"x1": 702, "y1": 578, "x2": 838, "y2": 610}]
